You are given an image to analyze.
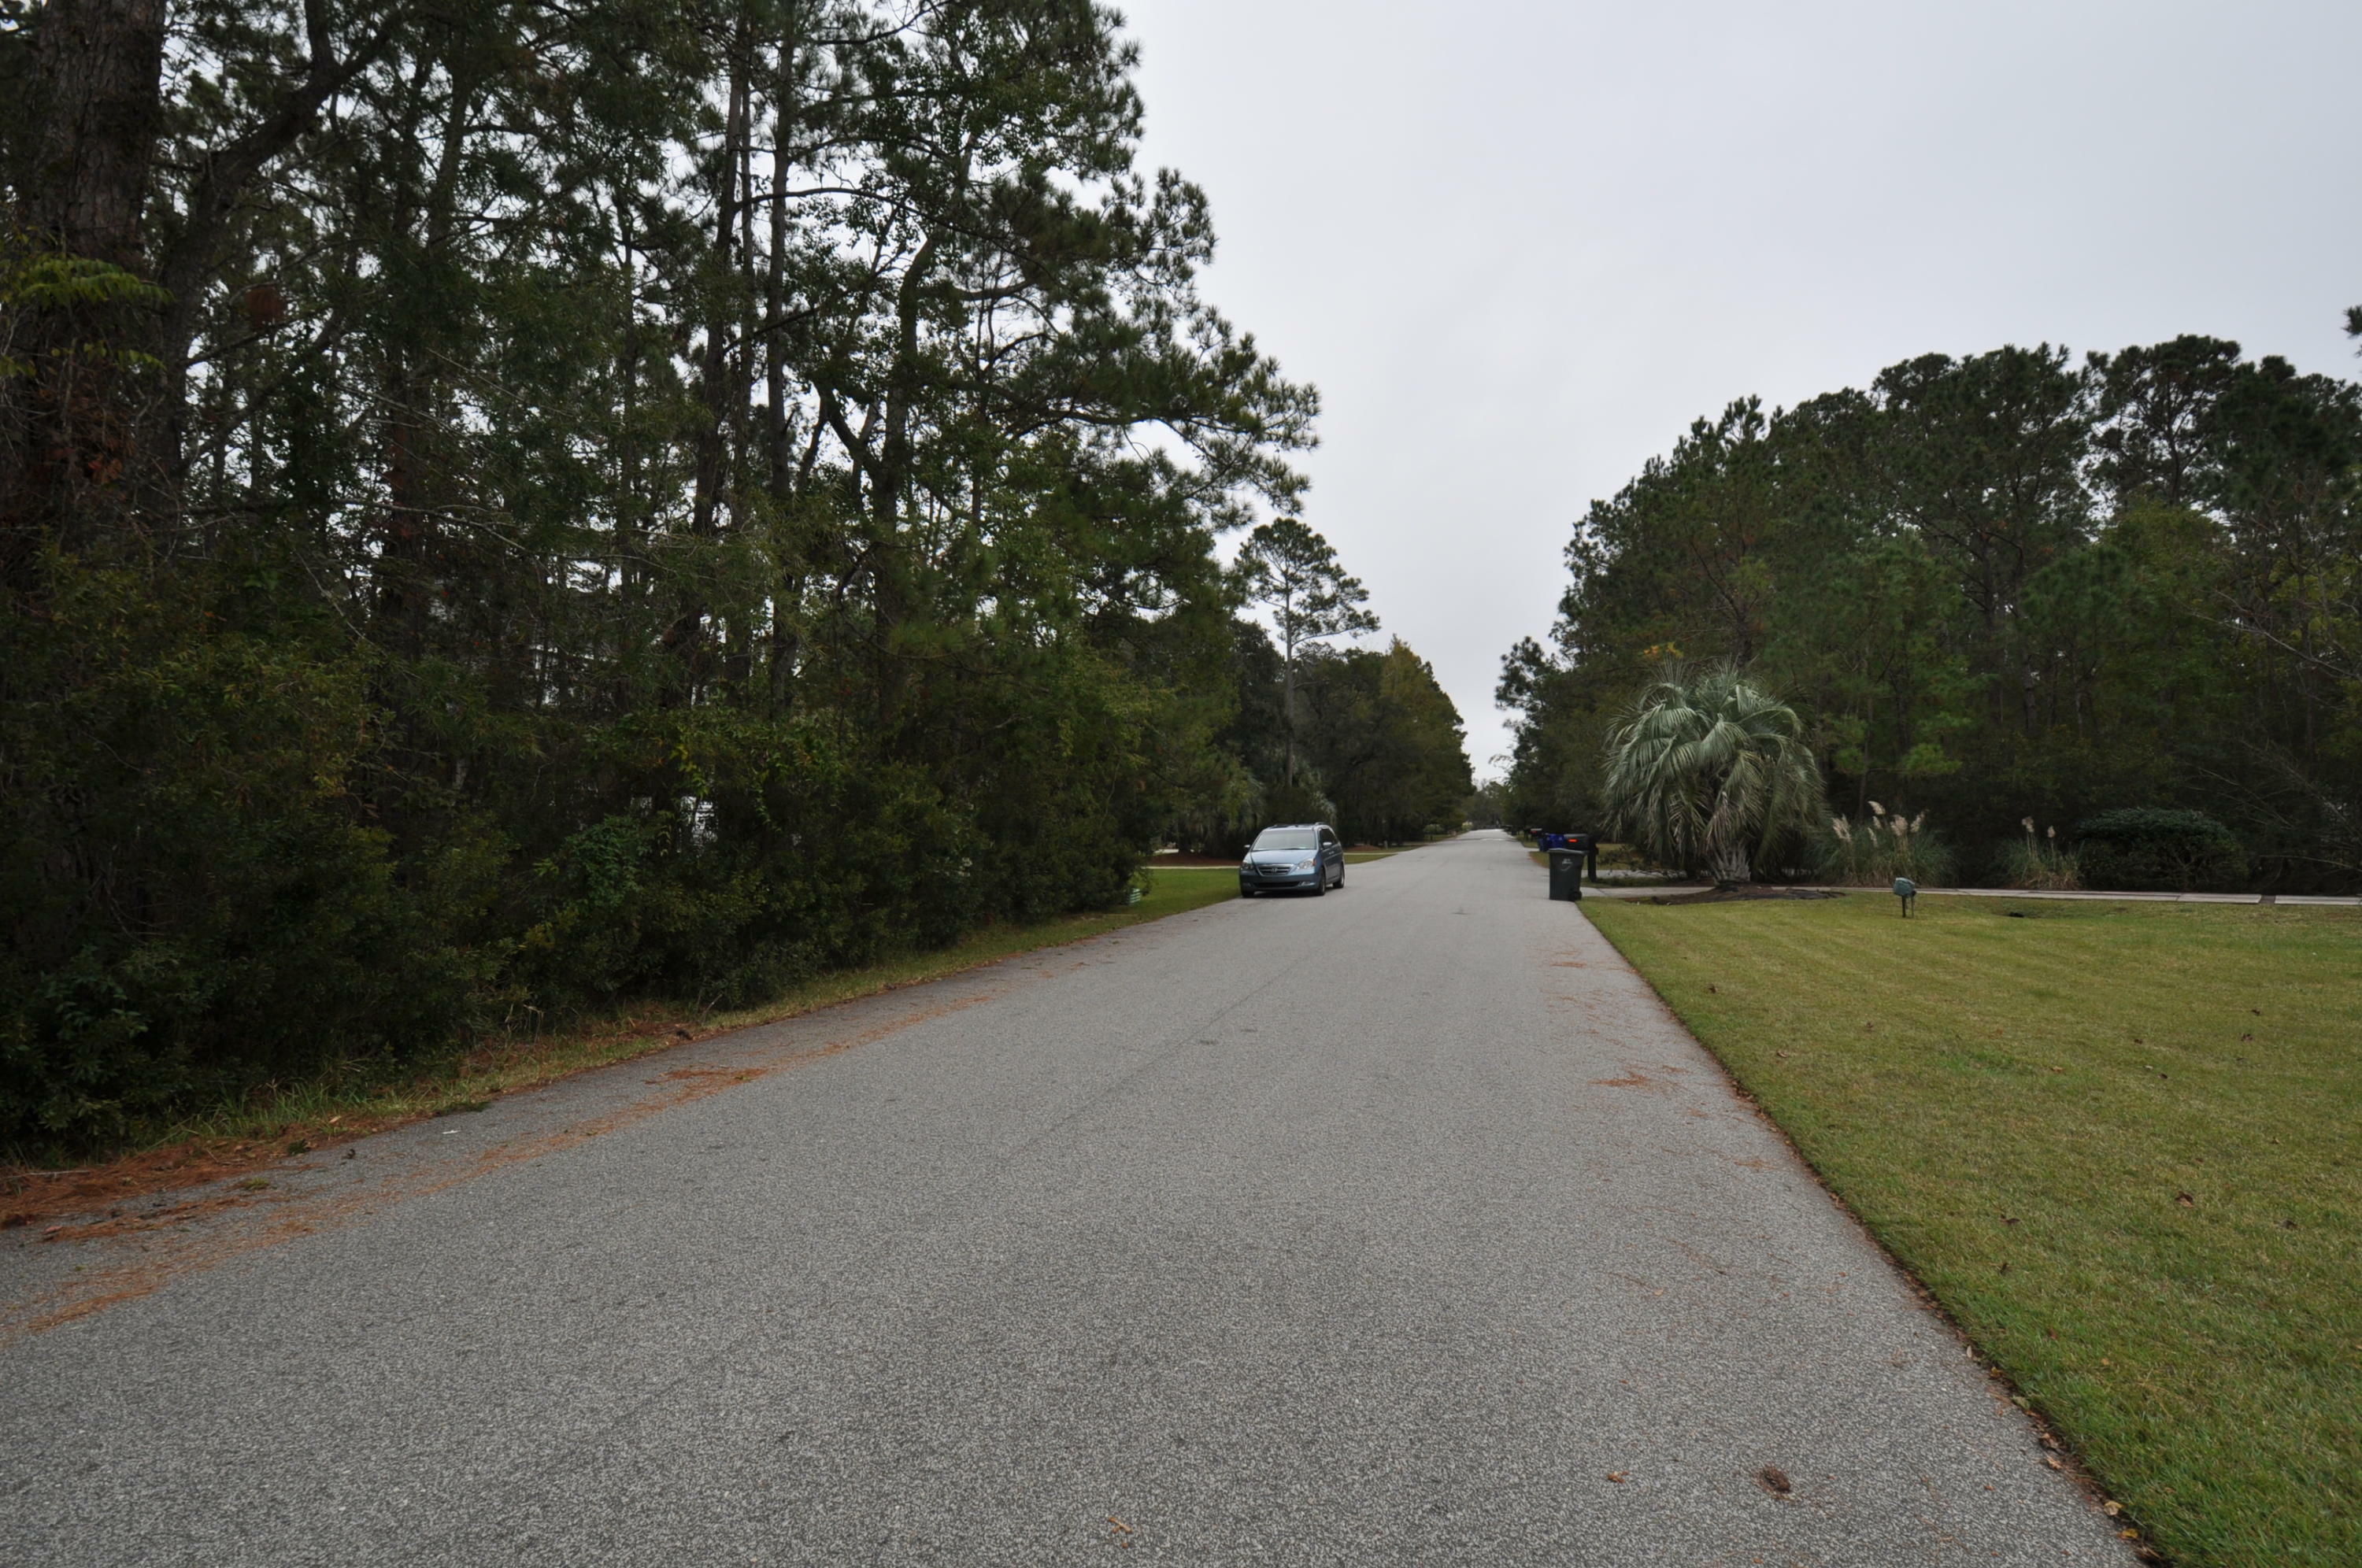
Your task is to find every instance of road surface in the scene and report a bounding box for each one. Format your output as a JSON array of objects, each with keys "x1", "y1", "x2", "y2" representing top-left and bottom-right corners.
[{"x1": 0, "y1": 831, "x2": 2131, "y2": 1565}]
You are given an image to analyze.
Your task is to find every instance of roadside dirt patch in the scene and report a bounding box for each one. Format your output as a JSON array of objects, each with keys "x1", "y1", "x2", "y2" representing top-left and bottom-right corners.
[
  {"x1": 2, "y1": 1141, "x2": 351, "y2": 1237},
  {"x1": 2, "y1": 980, "x2": 1016, "y2": 1344},
  {"x1": 650, "y1": 1066, "x2": 760, "y2": 1085},
  {"x1": 0, "y1": 1008, "x2": 723, "y2": 1233}
]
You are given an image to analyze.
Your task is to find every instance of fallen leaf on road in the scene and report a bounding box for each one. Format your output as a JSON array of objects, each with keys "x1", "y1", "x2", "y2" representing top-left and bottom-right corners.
[
  {"x1": 1606, "y1": 1471, "x2": 1630, "y2": 1484},
  {"x1": 1756, "y1": 1466, "x2": 1791, "y2": 1496}
]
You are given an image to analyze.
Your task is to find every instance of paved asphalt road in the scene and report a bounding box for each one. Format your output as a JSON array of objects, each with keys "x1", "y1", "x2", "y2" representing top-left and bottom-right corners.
[{"x1": 2, "y1": 831, "x2": 2132, "y2": 1566}]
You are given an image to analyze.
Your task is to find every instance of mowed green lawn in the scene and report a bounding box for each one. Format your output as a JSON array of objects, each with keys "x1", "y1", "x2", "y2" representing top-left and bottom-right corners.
[{"x1": 1583, "y1": 894, "x2": 2361, "y2": 1568}]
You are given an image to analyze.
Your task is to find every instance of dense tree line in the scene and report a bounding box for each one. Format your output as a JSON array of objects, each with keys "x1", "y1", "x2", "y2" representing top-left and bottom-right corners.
[
  {"x1": 1500, "y1": 334, "x2": 2362, "y2": 891},
  {"x1": 1201, "y1": 515, "x2": 1468, "y2": 849},
  {"x1": 0, "y1": 0, "x2": 1464, "y2": 1152},
  {"x1": 1175, "y1": 616, "x2": 1472, "y2": 857}
]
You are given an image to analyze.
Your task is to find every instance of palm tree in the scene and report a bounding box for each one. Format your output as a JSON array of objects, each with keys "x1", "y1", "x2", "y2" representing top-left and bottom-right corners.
[{"x1": 1601, "y1": 666, "x2": 1823, "y2": 888}]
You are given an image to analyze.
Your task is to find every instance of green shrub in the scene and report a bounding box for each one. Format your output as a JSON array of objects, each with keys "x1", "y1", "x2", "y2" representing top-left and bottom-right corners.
[
  {"x1": 1, "y1": 586, "x2": 1180, "y2": 1156},
  {"x1": 2074, "y1": 808, "x2": 2247, "y2": 892},
  {"x1": 0, "y1": 590, "x2": 502, "y2": 1151}
]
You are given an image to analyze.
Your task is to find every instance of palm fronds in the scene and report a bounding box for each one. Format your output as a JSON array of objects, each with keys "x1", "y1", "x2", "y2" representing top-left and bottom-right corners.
[{"x1": 1601, "y1": 665, "x2": 1824, "y2": 886}]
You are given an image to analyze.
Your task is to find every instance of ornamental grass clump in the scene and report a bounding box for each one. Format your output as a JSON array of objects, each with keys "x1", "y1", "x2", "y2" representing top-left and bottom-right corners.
[
  {"x1": 1999, "y1": 819, "x2": 2082, "y2": 890},
  {"x1": 1820, "y1": 802, "x2": 1957, "y2": 887}
]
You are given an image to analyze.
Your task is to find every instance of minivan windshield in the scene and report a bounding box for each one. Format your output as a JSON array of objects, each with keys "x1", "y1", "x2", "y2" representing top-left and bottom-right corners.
[{"x1": 1251, "y1": 827, "x2": 1320, "y2": 852}]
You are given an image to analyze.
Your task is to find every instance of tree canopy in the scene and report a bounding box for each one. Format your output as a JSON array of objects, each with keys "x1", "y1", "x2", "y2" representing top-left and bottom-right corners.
[
  {"x1": 1294, "y1": 638, "x2": 1472, "y2": 845},
  {"x1": 0, "y1": 0, "x2": 1464, "y2": 1152},
  {"x1": 1235, "y1": 515, "x2": 1377, "y2": 786},
  {"x1": 1499, "y1": 335, "x2": 2362, "y2": 892}
]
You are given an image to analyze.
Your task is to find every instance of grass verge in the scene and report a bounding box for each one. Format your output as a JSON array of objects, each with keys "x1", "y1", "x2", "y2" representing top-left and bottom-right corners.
[
  {"x1": 1582, "y1": 893, "x2": 2360, "y2": 1568},
  {"x1": 2, "y1": 873, "x2": 1239, "y2": 1222}
]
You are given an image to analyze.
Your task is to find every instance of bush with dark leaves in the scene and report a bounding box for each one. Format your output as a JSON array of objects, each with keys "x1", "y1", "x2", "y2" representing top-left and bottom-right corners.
[{"x1": 2074, "y1": 809, "x2": 2248, "y2": 893}]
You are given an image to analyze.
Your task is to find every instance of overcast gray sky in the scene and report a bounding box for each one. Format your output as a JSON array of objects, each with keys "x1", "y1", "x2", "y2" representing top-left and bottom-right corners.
[{"x1": 1120, "y1": 0, "x2": 2362, "y2": 779}]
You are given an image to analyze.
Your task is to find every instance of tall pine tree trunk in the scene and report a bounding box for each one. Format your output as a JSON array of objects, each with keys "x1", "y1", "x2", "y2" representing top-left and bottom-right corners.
[
  {"x1": 22, "y1": 0, "x2": 165, "y2": 264},
  {"x1": 2, "y1": 0, "x2": 168, "y2": 594},
  {"x1": 374, "y1": 70, "x2": 477, "y2": 661},
  {"x1": 672, "y1": 7, "x2": 753, "y2": 698},
  {"x1": 762, "y1": 4, "x2": 804, "y2": 715}
]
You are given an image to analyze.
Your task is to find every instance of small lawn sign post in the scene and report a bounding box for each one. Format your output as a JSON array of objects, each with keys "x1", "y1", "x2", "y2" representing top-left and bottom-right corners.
[{"x1": 1893, "y1": 876, "x2": 1916, "y2": 917}]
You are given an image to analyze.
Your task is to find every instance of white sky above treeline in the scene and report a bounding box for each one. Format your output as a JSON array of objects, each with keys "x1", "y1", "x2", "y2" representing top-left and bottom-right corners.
[{"x1": 1121, "y1": 0, "x2": 2362, "y2": 779}]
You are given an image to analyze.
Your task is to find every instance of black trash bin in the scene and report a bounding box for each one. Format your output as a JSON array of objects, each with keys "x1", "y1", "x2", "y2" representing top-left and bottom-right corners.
[{"x1": 1548, "y1": 846, "x2": 1585, "y2": 902}]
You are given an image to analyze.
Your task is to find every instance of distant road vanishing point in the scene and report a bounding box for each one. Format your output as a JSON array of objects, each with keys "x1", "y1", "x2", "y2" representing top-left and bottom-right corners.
[{"x1": 1, "y1": 832, "x2": 2132, "y2": 1565}]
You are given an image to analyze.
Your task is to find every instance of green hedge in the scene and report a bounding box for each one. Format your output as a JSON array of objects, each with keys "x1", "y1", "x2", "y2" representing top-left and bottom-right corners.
[{"x1": 2074, "y1": 808, "x2": 2248, "y2": 893}]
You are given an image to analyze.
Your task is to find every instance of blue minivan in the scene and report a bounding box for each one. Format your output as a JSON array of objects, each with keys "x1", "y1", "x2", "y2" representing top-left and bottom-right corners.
[{"x1": 1238, "y1": 823, "x2": 1346, "y2": 897}]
